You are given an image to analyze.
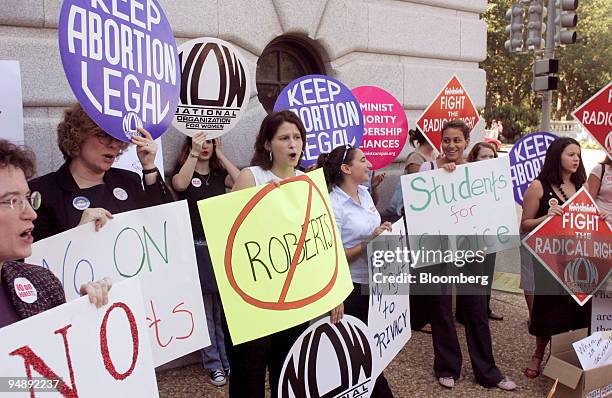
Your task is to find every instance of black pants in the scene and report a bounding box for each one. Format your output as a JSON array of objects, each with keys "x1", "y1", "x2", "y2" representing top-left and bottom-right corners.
[
  {"x1": 227, "y1": 323, "x2": 307, "y2": 398},
  {"x1": 344, "y1": 283, "x2": 394, "y2": 398},
  {"x1": 430, "y1": 264, "x2": 503, "y2": 388},
  {"x1": 456, "y1": 253, "x2": 496, "y2": 322}
]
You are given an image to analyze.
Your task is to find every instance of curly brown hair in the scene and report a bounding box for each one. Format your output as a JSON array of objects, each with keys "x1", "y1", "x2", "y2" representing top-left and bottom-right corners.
[
  {"x1": 467, "y1": 142, "x2": 498, "y2": 162},
  {"x1": 0, "y1": 139, "x2": 36, "y2": 179},
  {"x1": 57, "y1": 104, "x2": 128, "y2": 160}
]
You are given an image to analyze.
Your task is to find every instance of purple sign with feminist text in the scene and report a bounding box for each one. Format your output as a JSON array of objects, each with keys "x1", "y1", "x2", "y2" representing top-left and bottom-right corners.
[
  {"x1": 58, "y1": 0, "x2": 180, "y2": 142},
  {"x1": 274, "y1": 75, "x2": 364, "y2": 168},
  {"x1": 509, "y1": 131, "x2": 558, "y2": 205}
]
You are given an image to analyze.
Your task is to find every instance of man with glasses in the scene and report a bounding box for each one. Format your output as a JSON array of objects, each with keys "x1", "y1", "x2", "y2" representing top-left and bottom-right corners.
[{"x1": 0, "y1": 139, "x2": 110, "y2": 329}]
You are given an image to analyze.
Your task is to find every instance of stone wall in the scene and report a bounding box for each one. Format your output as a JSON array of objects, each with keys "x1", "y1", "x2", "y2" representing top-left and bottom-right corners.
[{"x1": 0, "y1": 0, "x2": 488, "y2": 210}]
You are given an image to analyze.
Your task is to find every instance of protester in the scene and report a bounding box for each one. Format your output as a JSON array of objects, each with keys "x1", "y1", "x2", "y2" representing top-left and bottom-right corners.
[
  {"x1": 520, "y1": 137, "x2": 591, "y2": 378},
  {"x1": 384, "y1": 128, "x2": 436, "y2": 333},
  {"x1": 317, "y1": 144, "x2": 395, "y2": 398},
  {"x1": 420, "y1": 120, "x2": 516, "y2": 391},
  {"x1": 457, "y1": 142, "x2": 503, "y2": 321},
  {"x1": 171, "y1": 132, "x2": 239, "y2": 387},
  {"x1": 29, "y1": 104, "x2": 173, "y2": 241},
  {"x1": 587, "y1": 156, "x2": 611, "y2": 223},
  {"x1": 228, "y1": 110, "x2": 342, "y2": 398},
  {"x1": 0, "y1": 139, "x2": 110, "y2": 329},
  {"x1": 385, "y1": 128, "x2": 435, "y2": 222}
]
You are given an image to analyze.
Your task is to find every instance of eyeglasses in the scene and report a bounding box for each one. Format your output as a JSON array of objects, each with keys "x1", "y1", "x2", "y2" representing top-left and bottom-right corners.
[
  {"x1": 0, "y1": 191, "x2": 41, "y2": 212},
  {"x1": 341, "y1": 145, "x2": 352, "y2": 164},
  {"x1": 93, "y1": 132, "x2": 128, "y2": 149}
]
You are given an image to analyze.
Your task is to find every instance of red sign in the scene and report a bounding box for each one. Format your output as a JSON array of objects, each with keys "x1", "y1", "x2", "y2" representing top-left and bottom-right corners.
[
  {"x1": 523, "y1": 188, "x2": 612, "y2": 306},
  {"x1": 416, "y1": 75, "x2": 480, "y2": 151},
  {"x1": 572, "y1": 82, "x2": 612, "y2": 160}
]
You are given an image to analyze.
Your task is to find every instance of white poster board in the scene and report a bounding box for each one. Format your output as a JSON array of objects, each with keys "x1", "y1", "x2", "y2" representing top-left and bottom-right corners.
[
  {"x1": 113, "y1": 137, "x2": 165, "y2": 177},
  {"x1": 367, "y1": 219, "x2": 411, "y2": 375},
  {"x1": 0, "y1": 60, "x2": 25, "y2": 144},
  {"x1": 0, "y1": 278, "x2": 159, "y2": 397},
  {"x1": 401, "y1": 157, "x2": 520, "y2": 267},
  {"x1": 28, "y1": 201, "x2": 209, "y2": 367},
  {"x1": 592, "y1": 280, "x2": 612, "y2": 333}
]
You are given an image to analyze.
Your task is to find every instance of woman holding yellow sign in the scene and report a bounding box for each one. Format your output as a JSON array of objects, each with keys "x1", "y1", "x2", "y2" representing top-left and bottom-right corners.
[{"x1": 229, "y1": 110, "x2": 332, "y2": 398}]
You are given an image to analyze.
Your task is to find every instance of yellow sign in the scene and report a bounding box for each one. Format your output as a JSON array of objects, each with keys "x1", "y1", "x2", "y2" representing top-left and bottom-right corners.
[{"x1": 198, "y1": 169, "x2": 353, "y2": 344}]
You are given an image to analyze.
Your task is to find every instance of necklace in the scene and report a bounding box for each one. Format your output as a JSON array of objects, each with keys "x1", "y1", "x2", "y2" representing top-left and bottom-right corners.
[
  {"x1": 557, "y1": 184, "x2": 569, "y2": 202},
  {"x1": 201, "y1": 172, "x2": 211, "y2": 186}
]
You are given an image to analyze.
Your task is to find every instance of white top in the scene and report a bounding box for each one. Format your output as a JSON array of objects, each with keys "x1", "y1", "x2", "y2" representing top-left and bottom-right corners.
[
  {"x1": 330, "y1": 185, "x2": 381, "y2": 284},
  {"x1": 590, "y1": 163, "x2": 612, "y2": 215},
  {"x1": 246, "y1": 166, "x2": 304, "y2": 186}
]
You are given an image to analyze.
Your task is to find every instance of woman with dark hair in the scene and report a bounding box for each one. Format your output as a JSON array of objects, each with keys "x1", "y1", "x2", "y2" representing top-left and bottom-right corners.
[
  {"x1": 228, "y1": 110, "x2": 342, "y2": 398},
  {"x1": 317, "y1": 145, "x2": 394, "y2": 398},
  {"x1": 171, "y1": 132, "x2": 239, "y2": 387},
  {"x1": 420, "y1": 120, "x2": 515, "y2": 391},
  {"x1": 29, "y1": 103, "x2": 173, "y2": 241},
  {"x1": 521, "y1": 137, "x2": 590, "y2": 378}
]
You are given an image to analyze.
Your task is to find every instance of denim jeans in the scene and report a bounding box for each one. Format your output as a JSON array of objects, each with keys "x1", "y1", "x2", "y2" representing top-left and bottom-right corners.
[{"x1": 201, "y1": 293, "x2": 230, "y2": 371}]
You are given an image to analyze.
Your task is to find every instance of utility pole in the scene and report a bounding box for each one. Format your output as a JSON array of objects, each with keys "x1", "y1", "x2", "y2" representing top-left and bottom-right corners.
[{"x1": 540, "y1": 0, "x2": 556, "y2": 132}]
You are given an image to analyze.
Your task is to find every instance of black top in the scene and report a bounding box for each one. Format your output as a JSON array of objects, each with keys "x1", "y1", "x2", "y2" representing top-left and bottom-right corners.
[
  {"x1": 176, "y1": 169, "x2": 228, "y2": 240},
  {"x1": 29, "y1": 161, "x2": 174, "y2": 241},
  {"x1": 535, "y1": 178, "x2": 566, "y2": 218}
]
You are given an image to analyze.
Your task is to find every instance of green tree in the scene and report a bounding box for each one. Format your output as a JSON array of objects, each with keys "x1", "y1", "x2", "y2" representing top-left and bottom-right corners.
[{"x1": 482, "y1": 0, "x2": 612, "y2": 135}]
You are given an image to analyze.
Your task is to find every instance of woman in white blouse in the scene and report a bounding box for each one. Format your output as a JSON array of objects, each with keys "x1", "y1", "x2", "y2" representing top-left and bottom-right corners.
[{"x1": 318, "y1": 145, "x2": 394, "y2": 398}]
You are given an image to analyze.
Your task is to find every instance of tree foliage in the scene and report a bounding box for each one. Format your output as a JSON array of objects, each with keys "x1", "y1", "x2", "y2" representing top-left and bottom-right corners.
[{"x1": 481, "y1": 0, "x2": 612, "y2": 139}]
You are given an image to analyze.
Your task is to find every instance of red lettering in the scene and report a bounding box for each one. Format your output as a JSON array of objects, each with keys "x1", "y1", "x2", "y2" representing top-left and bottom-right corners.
[
  {"x1": 146, "y1": 300, "x2": 173, "y2": 348},
  {"x1": 172, "y1": 302, "x2": 194, "y2": 340},
  {"x1": 100, "y1": 302, "x2": 139, "y2": 381},
  {"x1": 9, "y1": 325, "x2": 79, "y2": 398}
]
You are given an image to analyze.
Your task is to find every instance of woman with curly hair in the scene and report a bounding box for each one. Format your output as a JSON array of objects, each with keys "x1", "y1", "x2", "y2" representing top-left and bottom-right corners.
[{"x1": 29, "y1": 103, "x2": 173, "y2": 241}]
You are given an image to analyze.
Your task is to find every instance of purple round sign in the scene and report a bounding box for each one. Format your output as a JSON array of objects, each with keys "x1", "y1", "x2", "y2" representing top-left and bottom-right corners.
[
  {"x1": 58, "y1": 0, "x2": 180, "y2": 142},
  {"x1": 274, "y1": 75, "x2": 364, "y2": 168},
  {"x1": 509, "y1": 132, "x2": 558, "y2": 205}
]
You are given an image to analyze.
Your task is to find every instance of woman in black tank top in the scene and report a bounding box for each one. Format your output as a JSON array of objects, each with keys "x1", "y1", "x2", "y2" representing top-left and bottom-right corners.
[{"x1": 520, "y1": 137, "x2": 589, "y2": 378}]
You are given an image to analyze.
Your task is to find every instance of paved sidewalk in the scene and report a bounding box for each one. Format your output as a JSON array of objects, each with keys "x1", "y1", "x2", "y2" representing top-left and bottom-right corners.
[{"x1": 157, "y1": 293, "x2": 556, "y2": 397}]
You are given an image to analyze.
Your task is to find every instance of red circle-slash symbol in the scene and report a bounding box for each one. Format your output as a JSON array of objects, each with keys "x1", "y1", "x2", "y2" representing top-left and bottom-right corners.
[{"x1": 225, "y1": 175, "x2": 340, "y2": 310}]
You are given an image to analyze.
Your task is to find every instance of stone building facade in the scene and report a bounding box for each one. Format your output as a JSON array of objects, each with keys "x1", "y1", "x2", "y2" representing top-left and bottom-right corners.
[{"x1": 0, "y1": 0, "x2": 487, "y2": 208}]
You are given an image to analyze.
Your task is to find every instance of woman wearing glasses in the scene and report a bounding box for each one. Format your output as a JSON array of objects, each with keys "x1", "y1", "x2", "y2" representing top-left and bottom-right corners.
[
  {"x1": 29, "y1": 104, "x2": 173, "y2": 241},
  {"x1": 317, "y1": 145, "x2": 395, "y2": 398},
  {"x1": 0, "y1": 139, "x2": 110, "y2": 329}
]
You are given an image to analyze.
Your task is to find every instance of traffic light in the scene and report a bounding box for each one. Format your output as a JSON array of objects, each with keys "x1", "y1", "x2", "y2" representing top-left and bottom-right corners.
[
  {"x1": 505, "y1": 4, "x2": 525, "y2": 53},
  {"x1": 554, "y1": 0, "x2": 578, "y2": 46},
  {"x1": 526, "y1": 0, "x2": 546, "y2": 51},
  {"x1": 532, "y1": 59, "x2": 559, "y2": 91}
]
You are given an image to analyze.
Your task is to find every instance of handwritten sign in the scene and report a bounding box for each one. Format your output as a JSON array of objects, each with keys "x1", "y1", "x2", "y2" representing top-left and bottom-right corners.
[
  {"x1": 509, "y1": 132, "x2": 557, "y2": 205},
  {"x1": 28, "y1": 201, "x2": 209, "y2": 367},
  {"x1": 0, "y1": 61, "x2": 24, "y2": 144},
  {"x1": 198, "y1": 169, "x2": 353, "y2": 344},
  {"x1": 278, "y1": 316, "x2": 375, "y2": 398},
  {"x1": 351, "y1": 86, "x2": 408, "y2": 170},
  {"x1": 572, "y1": 331, "x2": 612, "y2": 370},
  {"x1": 173, "y1": 37, "x2": 250, "y2": 138},
  {"x1": 416, "y1": 75, "x2": 479, "y2": 151},
  {"x1": 0, "y1": 278, "x2": 159, "y2": 397},
  {"x1": 592, "y1": 287, "x2": 612, "y2": 332},
  {"x1": 572, "y1": 82, "x2": 612, "y2": 160},
  {"x1": 367, "y1": 219, "x2": 411, "y2": 375},
  {"x1": 58, "y1": 0, "x2": 180, "y2": 141},
  {"x1": 401, "y1": 157, "x2": 520, "y2": 267},
  {"x1": 523, "y1": 188, "x2": 612, "y2": 305},
  {"x1": 274, "y1": 75, "x2": 364, "y2": 168}
]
